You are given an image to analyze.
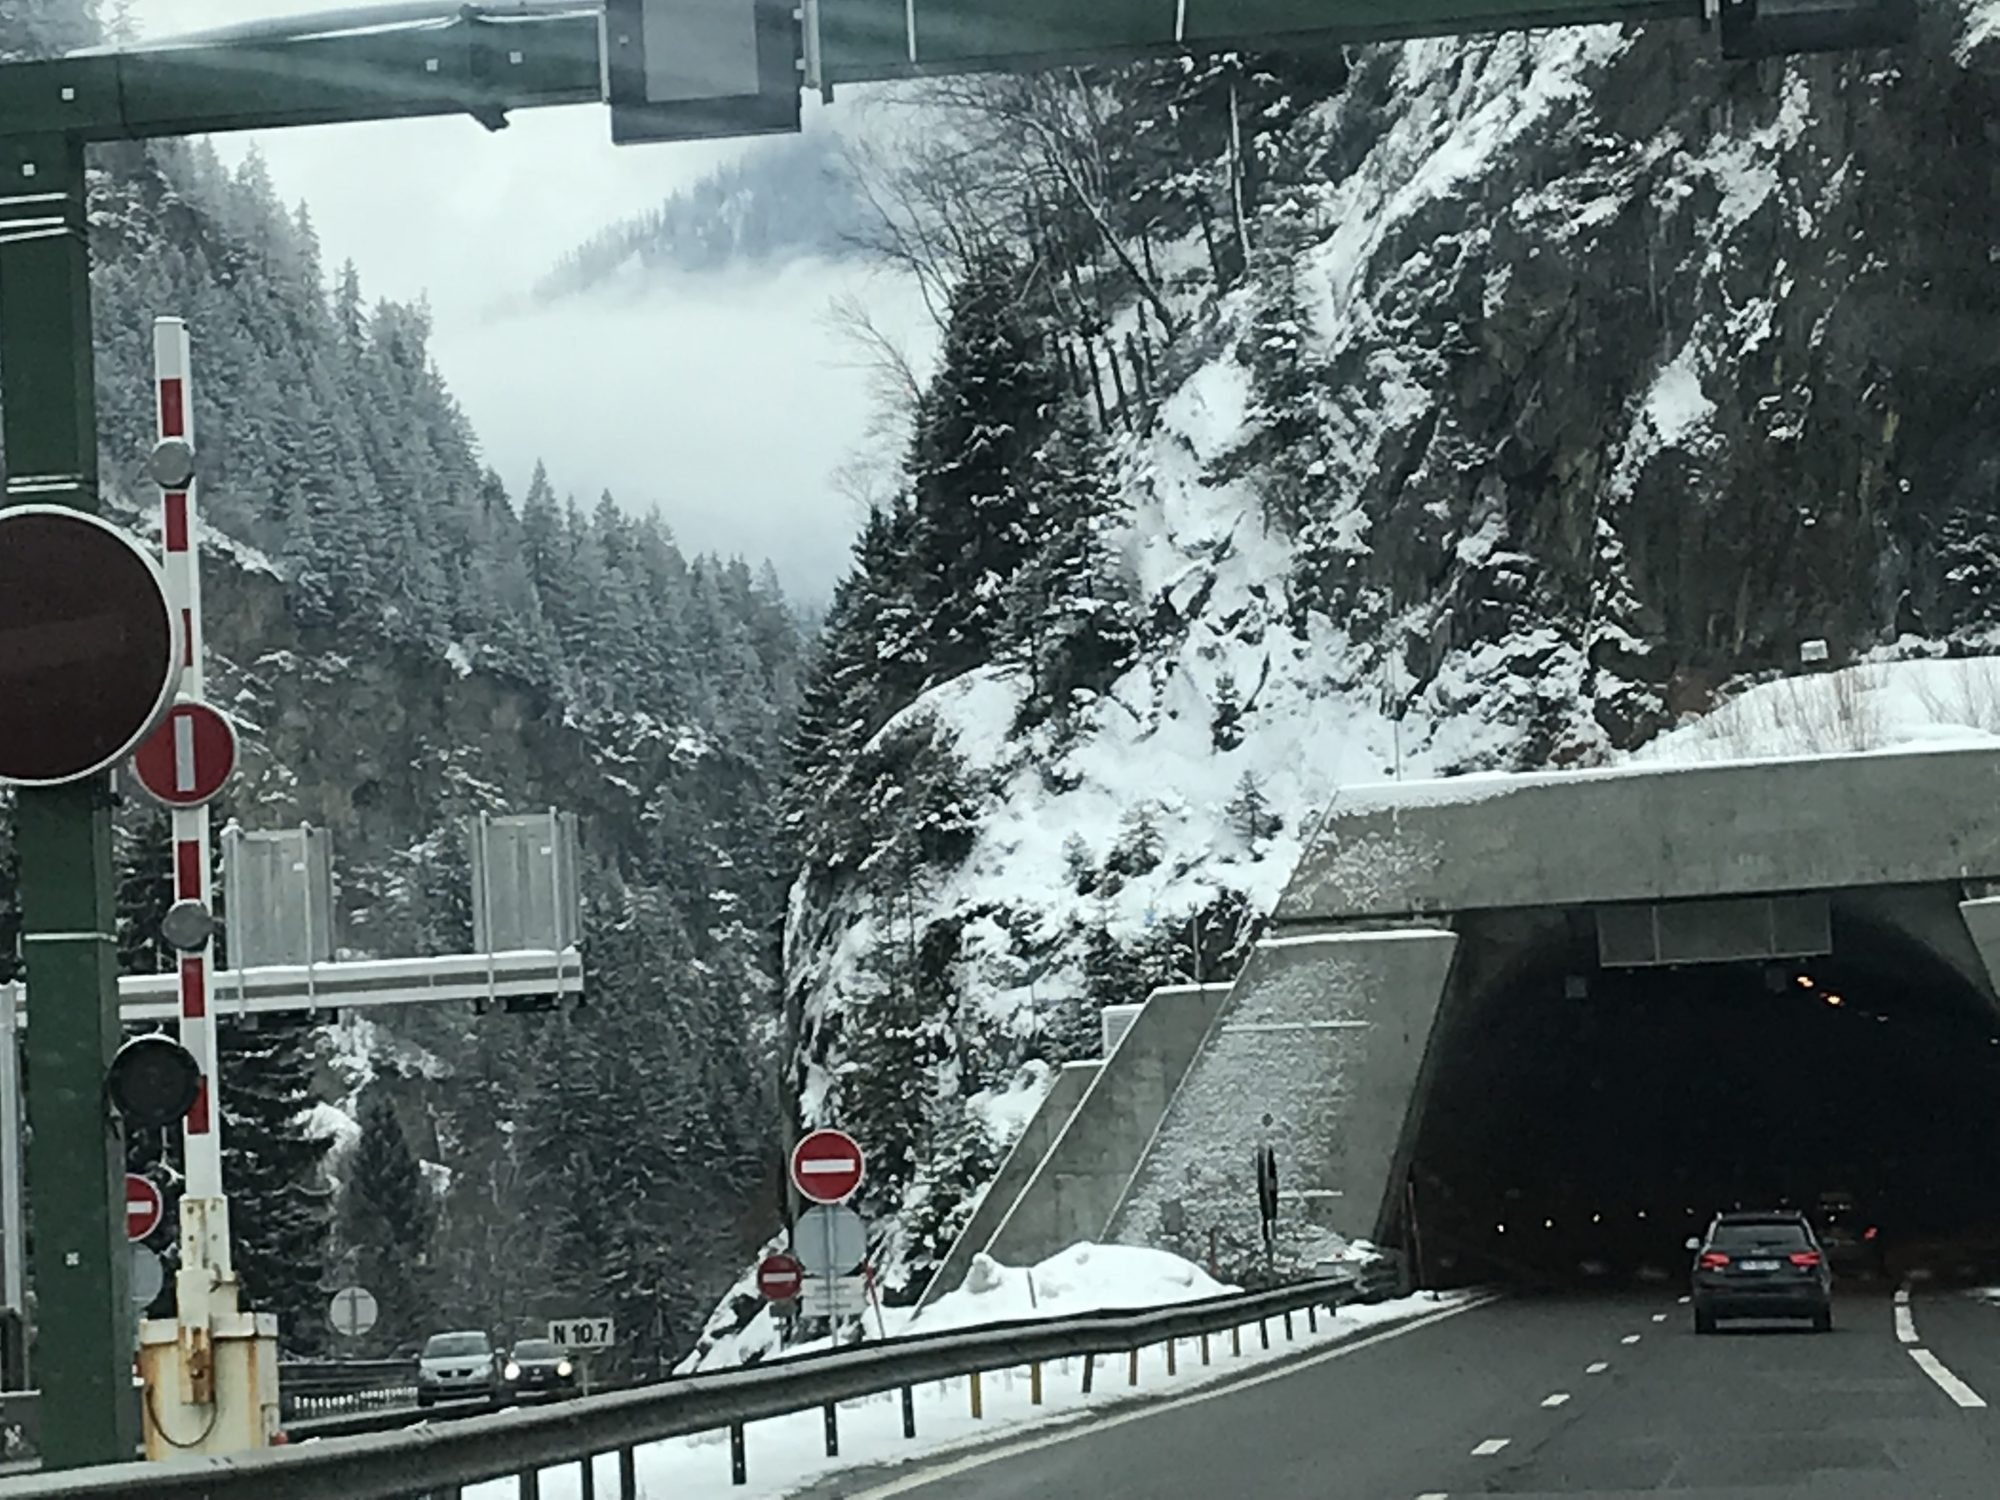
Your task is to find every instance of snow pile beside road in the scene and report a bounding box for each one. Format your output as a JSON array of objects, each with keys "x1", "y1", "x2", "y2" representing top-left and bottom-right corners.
[
  {"x1": 469, "y1": 1280, "x2": 1481, "y2": 1500},
  {"x1": 683, "y1": 1242, "x2": 1230, "y2": 1373}
]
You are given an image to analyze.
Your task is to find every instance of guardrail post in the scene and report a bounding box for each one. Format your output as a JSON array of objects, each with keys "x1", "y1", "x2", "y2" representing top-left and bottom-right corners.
[
  {"x1": 1127, "y1": 1349, "x2": 1139, "y2": 1387},
  {"x1": 619, "y1": 1445, "x2": 637, "y2": 1499},
  {"x1": 1165, "y1": 1338, "x2": 1177, "y2": 1376},
  {"x1": 969, "y1": 1370, "x2": 983, "y2": 1419},
  {"x1": 730, "y1": 1420, "x2": 747, "y2": 1485},
  {"x1": 579, "y1": 1452, "x2": 596, "y2": 1500},
  {"x1": 1308, "y1": 1304, "x2": 1318, "y2": 1333},
  {"x1": 1283, "y1": 1310, "x2": 1294, "y2": 1342},
  {"x1": 1200, "y1": 1332, "x2": 1211, "y2": 1365},
  {"x1": 901, "y1": 1384, "x2": 916, "y2": 1438},
  {"x1": 1082, "y1": 1353, "x2": 1096, "y2": 1393},
  {"x1": 1232, "y1": 1325, "x2": 1242, "y2": 1357},
  {"x1": 824, "y1": 1400, "x2": 839, "y2": 1457},
  {"x1": 519, "y1": 1466, "x2": 540, "y2": 1500},
  {"x1": 1030, "y1": 1361, "x2": 1043, "y2": 1405},
  {"x1": 1259, "y1": 1317, "x2": 1270, "y2": 1350}
]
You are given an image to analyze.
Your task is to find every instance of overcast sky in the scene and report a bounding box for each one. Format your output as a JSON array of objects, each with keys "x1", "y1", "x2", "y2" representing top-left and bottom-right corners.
[{"x1": 132, "y1": 1, "x2": 932, "y2": 601}]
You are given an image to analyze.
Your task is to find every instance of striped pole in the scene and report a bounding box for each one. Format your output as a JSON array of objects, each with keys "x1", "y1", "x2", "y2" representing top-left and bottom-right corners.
[{"x1": 153, "y1": 317, "x2": 234, "y2": 1296}]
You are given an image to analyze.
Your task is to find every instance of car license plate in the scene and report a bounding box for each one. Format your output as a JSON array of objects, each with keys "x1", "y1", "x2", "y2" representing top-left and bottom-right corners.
[{"x1": 1740, "y1": 1259, "x2": 1781, "y2": 1271}]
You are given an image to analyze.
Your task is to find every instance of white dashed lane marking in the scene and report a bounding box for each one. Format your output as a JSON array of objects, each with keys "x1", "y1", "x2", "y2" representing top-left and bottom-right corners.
[
  {"x1": 1896, "y1": 1305, "x2": 1918, "y2": 1345},
  {"x1": 1621, "y1": 1334, "x2": 1642, "y2": 1345},
  {"x1": 1652, "y1": 1313, "x2": 1667, "y2": 1323},
  {"x1": 1587, "y1": 1361, "x2": 1610, "y2": 1374},
  {"x1": 1472, "y1": 1438, "x2": 1511, "y2": 1456},
  {"x1": 1895, "y1": 1287, "x2": 1912, "y2": 1306},
  {"x1": 1542, "y1": 1392, "x2": 1571, "y2": 1407},
  {"x1": 1910, "y1": 1348, "x2": 1988, "y2": 1409}
]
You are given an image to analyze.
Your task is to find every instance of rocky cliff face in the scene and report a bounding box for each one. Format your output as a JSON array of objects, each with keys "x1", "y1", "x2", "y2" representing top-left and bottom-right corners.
[{"x1": 772, "y1": 4, "x2": 2000, "y2": 1311}]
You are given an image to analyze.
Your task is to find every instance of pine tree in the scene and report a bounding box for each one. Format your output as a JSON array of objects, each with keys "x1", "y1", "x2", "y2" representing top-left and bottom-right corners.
[
  {"x1": 1210, "y1": 672, "x2": 1246, "y2": 752},
  {"x1": 1002, "y1": 408, "x2": 1140, "y2": 723},
  {"x1": 907, "y1": 249, "x2": 1064, "y2": 677},
  {"x1": 220, "y1": 1016, "x2": 335, "y2": 1353},
  {"x1": 1224, "y1": 770, "x2": 1280, "y2": 848},
  {"x1": 342, "y1": 1094, "x2": 436, "y2": 1352},
  {"x1": 114, "y1": 807, "x2": 177, "y2": 976}
]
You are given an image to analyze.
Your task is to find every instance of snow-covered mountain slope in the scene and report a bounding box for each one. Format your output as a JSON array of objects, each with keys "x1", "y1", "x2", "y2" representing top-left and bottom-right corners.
[{"x1": 774, "y1": 3, "x2": 2000, "y2": 1323}]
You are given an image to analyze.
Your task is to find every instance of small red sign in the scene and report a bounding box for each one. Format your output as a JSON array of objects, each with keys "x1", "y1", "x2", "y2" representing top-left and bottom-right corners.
[
  {"x1": 757, "y1": 1252, "x2": 804, "y2": 1302},
  {"x1": 126, "y1": 1173, "x2": 163, "y2": 1242},
  {"x1": 130, "y1": 700, "x2": 237, "y2": 808},
  {"x1": 790, "y1": 1128, "x2": 865, "y2": 1205}
]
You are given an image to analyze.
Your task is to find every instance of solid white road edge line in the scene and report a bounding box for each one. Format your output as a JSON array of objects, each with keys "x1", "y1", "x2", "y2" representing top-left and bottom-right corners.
[
  {"x1": 1586, "y1": 1362, "x2": 1609, "y2": 1374},
  {"x1": 1895, "y1": 1305, "x2": 1918, "y2": 1345},
  {"x1": 1541, "y1": 1392, "x2": 1570, "y2": 1407},
  {"x1": 1415, "y1": 1493, "x2": 1449, "y2": 1499},
  {"x1": 846, "y1": 1294, "x2": 1503, "y2": 1499},
  {"x1": 1471, "y1": 1438, "x2": 1510, "y2": 1456},
  {"x1": 1909, "y1": 1348, "x2": 1987, "y2": 1409}
]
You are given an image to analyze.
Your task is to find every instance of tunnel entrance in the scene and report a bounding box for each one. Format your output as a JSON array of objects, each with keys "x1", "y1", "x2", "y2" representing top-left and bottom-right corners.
[{"x1": 1405, "y1": 909, "x2": 2000, "y2": 1289}]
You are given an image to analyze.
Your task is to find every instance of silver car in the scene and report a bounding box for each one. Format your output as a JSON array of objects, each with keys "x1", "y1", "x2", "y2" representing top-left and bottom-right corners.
[{"x1": 416, "y1": 1330, "x2": 500, "y2": 1407}]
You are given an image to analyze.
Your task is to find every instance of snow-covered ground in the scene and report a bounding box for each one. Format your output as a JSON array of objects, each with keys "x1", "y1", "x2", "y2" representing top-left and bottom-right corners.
[
  {"x1": 466, "y1": 1244, "x2": 1469, "y2": 1500},
  {"x1": 1632, "y1": 655, "x2": 2000, "y2": 764}
]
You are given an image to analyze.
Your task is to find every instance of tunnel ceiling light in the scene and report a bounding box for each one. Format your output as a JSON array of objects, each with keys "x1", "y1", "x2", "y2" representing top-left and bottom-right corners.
[{"x1": 1824, "y1": 993, "x2": 1844, "y2": 1006}]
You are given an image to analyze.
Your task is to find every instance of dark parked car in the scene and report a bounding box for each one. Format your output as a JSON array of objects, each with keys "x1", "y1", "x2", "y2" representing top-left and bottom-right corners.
[
  {"x1": 416, "y1": 1330, "x2": 502, "y2": 1407},
  {"x1": 1690, "y1": 1210, "x2": 1834, "y2": 1334},
  {"x1": 502, "y1": 1338, "x2": 579, "y2": 1401}
]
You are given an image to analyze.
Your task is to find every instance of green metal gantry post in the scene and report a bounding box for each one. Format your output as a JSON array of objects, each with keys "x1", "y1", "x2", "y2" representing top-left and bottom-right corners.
[{"x1": 0, "y1": 131, "x2": 138, "y2": 1466}]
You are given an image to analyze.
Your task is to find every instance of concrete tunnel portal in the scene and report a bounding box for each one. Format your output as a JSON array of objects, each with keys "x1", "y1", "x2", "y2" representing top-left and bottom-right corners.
[
  {"x1": 959, "y1": 751, "x2": 2000, "y2": 1300},
  {"x1": 1403, "y1": 903, "x2": 2000, "y2": 1289}
]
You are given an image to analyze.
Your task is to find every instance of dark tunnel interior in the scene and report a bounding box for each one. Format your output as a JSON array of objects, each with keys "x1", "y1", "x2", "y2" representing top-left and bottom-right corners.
[{"x1": 1405, "y1": 913, "x2": 2000, "y2": 1289}]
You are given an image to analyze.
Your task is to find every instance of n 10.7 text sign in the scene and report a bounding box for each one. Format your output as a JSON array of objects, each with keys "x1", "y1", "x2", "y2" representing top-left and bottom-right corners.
[{"x1": 548, "y1": 1317, "x2": 614, "y2": 1350}]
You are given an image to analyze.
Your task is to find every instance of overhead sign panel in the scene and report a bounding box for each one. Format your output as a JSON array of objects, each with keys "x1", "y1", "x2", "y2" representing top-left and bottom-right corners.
[
  {"x1": 817, "y1": 0, "x2": 1698, "y2": 80},
  {"x1": 605, "y1": 0, "x2": 801, "y2": 144}
]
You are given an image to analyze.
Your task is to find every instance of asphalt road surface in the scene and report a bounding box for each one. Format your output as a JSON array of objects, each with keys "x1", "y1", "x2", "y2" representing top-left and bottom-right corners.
[{"x1": 834, "y1": 1285, "x2": 2000, "y2": 1499}]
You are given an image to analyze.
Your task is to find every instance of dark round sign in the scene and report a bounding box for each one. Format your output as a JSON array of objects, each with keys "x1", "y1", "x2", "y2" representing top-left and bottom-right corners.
[
  {"x1": 106, "y1": 1034, "x2": 201, "y2": 1129},
  {"x1": 0, "y1": 506, "x2": 181, "y2": 785}
]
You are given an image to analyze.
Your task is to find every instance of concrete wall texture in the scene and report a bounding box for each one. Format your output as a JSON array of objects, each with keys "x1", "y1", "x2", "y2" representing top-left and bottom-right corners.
[
  {"x1": 984, "y1": 984, "x2": 1229, "y2": 1269},
  {"x1": 1278, "y1": 747, "x2": 2000, "y2": 921},
  {"x1": 1107, "y1": 930, "x2": 1457, "y2": 1265},
  {"x1": 916, "y1": 1060, "x2": 1099, "y2": 1308}
]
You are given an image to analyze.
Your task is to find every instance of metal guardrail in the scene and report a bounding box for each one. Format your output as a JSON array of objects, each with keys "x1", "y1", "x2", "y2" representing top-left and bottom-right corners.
[{"x1": 0, "y1": 1271, "x2": 1378, "y2": 1500}]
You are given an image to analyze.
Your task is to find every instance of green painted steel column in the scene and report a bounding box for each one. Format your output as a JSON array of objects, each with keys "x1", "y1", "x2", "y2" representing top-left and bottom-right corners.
[{"x1": 0, "y1": 132, "x2": 138, "y2": 1466}]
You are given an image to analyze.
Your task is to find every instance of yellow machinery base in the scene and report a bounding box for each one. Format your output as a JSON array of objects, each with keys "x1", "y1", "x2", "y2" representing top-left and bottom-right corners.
[{"x1": 137, "y1": 1312, "x2": 280, "y2": 1459}]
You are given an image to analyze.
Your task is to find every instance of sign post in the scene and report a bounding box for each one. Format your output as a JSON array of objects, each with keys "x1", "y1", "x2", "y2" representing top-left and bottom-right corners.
[{"x1": 0, "y1": 129, "x2": 144, "y2": 1467}]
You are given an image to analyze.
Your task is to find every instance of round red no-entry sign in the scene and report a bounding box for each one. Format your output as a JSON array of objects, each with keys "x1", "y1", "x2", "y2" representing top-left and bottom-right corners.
[
  {"x1": 757, "y1": 1252, "x2": 804, "y2": 1302},
  {"x1": 125, "y1": 1173, "x2": 163, "y2": 1243},
  {"x1": 0, "y1": 506, "x2": 181, "y2": 785},
  {"x1": 130, "y1": 700, "x2": 237, "y2": 808},
  {"x1": 791, "y1": 1128, "x2": 865, "y2": 1205}
]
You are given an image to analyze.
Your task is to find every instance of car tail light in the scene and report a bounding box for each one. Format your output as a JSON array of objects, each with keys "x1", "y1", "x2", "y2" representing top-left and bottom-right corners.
[
  {"x1": 1699, "y1": 1251, "x2": 1730, "y2": 1269},
  {"x1": 1789, "y1": 1251, "x2": 1821, "y2": 1267},
  {"x1": 1864, "y1": 1226, "x2": 1878, "y2": 1241}
]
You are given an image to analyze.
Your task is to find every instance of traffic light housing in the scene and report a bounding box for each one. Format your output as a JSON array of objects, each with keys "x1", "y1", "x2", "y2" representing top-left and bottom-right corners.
[
  {"x1": 604, "y1": 0, "x2": 801, "y2": 145},
  {"x1": 107, "y1": 1035, "x2": 201, "y2": 1130}
]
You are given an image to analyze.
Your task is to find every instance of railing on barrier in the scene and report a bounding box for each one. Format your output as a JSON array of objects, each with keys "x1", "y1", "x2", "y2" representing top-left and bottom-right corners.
[{"x1": 0, "y1": 1266, "x2": 1406, "y2": 1500}]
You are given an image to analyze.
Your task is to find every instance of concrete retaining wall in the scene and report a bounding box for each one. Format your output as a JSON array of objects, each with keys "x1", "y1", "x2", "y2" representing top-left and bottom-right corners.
[
  {"x1": 985, "y1": 984, "x2": 1229, "y2": 1268},
  {"x1": 1108, "y1": 928, "x2": 1458, "y2": 1267},
  {"x1": 915, "y1": 1060, "x2": 1099, "y2": 1310}
]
